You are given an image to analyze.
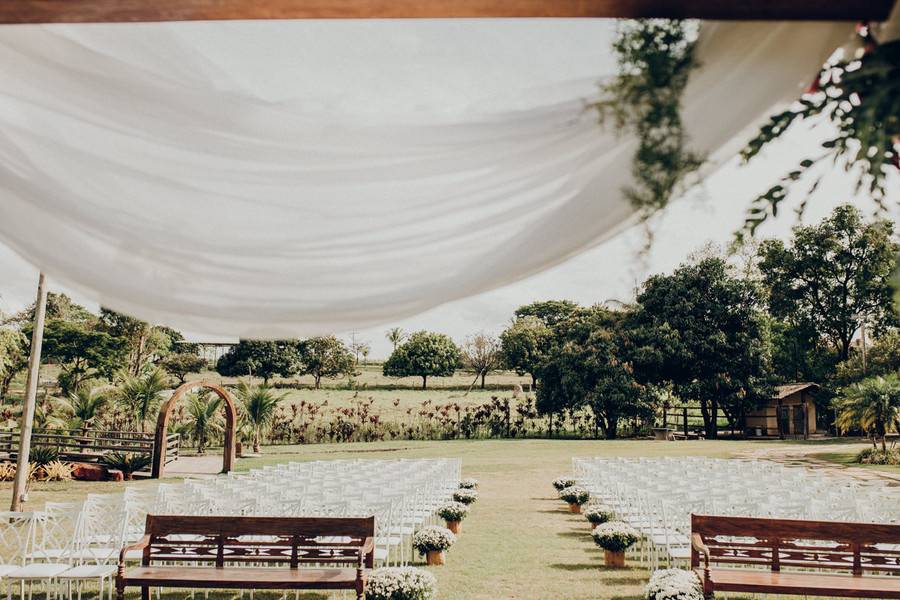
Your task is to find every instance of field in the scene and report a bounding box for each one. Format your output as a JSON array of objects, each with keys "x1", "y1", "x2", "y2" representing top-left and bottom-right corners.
[{"x1": 1, "y1": 437, "x2": 841, "y2": 600}]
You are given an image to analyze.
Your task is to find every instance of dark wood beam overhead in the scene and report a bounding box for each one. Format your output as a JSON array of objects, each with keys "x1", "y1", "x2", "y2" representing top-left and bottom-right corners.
[{"x1": 0, "y1": 0, "x2": 895, "y2": 24}]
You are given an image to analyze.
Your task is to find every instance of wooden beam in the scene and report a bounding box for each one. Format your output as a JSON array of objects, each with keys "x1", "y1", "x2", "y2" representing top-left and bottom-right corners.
[{"x1": 0, "y1": 0, "x2": 894, "y2": 24}]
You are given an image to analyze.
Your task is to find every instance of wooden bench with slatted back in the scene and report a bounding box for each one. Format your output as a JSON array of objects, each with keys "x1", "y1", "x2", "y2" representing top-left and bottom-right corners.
[
  {"x1": 691, "y1": 514, "x2": 900, "y2": 599},
  {"x1": 116, "y1": 515, "x2": 375, "y2": 600}
]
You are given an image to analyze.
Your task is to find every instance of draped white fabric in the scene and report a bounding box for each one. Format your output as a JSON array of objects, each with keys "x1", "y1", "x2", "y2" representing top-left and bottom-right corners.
[{"x1": 0, "y1": 20, "x2": 849, "y2": 337}]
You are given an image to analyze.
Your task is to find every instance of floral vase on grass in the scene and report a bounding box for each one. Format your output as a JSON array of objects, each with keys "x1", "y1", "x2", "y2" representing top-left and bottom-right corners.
[
  {"x1": 592, "y1": 521, "x2": 639, "y2": 567},
  {"x1": 584, "y1": 506, "x2": 615, "y2": 529},
  {"x1": 413, "y1": 526, "x2": 456, "y2": 566},
  {"x1": 645, "y1": 568, "x2": 704, "y2": 600},
  {"x1": 552, "y1": 476, "x2": 576, "y2": 492},
  {"x1": 452, "y1": 488, "x2": 478, "y2": 505},
  {"x1": 437, "y1": 501, "x2": 469, "y2": 535},
  {"x1": 367, "y1": 566, "x2": 437, "y2": 600},
  {"x1": 458, "y1": 477, "x2": 479, "y2": 490},
  {"x1": 558, "y1": 485, "x2": 590, "y2": 513}
]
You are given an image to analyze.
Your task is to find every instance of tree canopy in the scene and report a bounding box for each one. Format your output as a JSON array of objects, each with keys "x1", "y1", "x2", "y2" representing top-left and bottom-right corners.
[
  {"x1": 297, "y1": 336, "x2": 355, "y2": 389},
  {"x1": 499, "y1": 316, "x2": 552, "y2": 388},
  {"x1": 216, "y1": 339, "x2": 300, "y2": 383},
  {"x1": 383, "y1": 331, "x2": 460, "y2": 389}
]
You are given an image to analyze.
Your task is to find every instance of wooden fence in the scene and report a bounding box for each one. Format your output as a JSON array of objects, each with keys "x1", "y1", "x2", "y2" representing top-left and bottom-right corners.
[{"x1": 0, "y1": 428, "x2": 180, "y2": 465}]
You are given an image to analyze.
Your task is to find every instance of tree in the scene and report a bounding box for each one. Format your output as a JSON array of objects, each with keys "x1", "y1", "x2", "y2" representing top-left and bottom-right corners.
[
  {"x1": 185, "y1": 391, "x2": 222, "y2": 455},
  {"x1": 514, "y1": 300, "x2": 579, "y2": 328},
  {"x1": 0, "y1": 328, "x2": 27, "y2": 400},
  {"x1": 160, "y1": 353, "x2": 208, "y2": 384},
  {"x1": 499, "y1": 317, "x2": 551, "y2": 388},
  {"x1": 383, "y1": 331, "x2": 460, "y2": 389},
  {"x1": 99, "y1": 309, "x2": 175, "y2": 376},
  {"x1": 215, "y1": 340, "x2": 300, "y2": 384},
  {"x1": 628, "y1": 257, "x2": 774, "y2": 438},
  {"x1": 833, "y1": 330, "x2": 900, "y2": 389},
  {"x1": 40, "y1": 319, "x2": 127, "y2": 393},
  {"x1": 759, "y1": 205, "x2": 898, "y2": 361},
  {"x1": 3, "y1": 292, "x2": 94, "y2": 327},
  {"x1": 58, "y1": 383, "x2": 107, "y2": 432},
  {"x1": 297, "y1": 336, "x2": 355, "y2": 389},
  {"x1": 234, "y1": 381, "x2": 284, "y2": 453},
  {"x1": 833, "y1": 374, "x2": 900, "y2": 451},
  {"x1": 386, "y1": 328, "x2": 406, "y2": 351},
  {"x1": 461, "y1": 332, "x2": 501, "y2": 389},
  {"x1": 116, "y1": 369, "x2": 168, "y2": 432}
]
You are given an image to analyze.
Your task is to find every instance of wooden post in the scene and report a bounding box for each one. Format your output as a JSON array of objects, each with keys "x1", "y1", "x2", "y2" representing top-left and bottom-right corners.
[
  {"x1": 682, "y1": 407, "x2": 688, "y2": 438},
  {"x1": 10, "y1": 272, "x2": 48, "y2": 511}
]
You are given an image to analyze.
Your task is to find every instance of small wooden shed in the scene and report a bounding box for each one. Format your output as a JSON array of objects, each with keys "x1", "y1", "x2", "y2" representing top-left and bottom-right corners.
[{"x1": 746, "y1": 383, "x2": 820, "y2": 439}]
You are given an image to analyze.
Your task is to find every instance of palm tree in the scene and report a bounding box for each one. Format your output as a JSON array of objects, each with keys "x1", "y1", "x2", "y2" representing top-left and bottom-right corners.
[
  {"x1": 386, "y1": 327, "x2": 406, "y2": 351},
  {"x1": 234, "y1": 381, "x2": 284, "y2": 453},
  {"x1": 117, "y1": 369, "x2": 168, "y2": 432},
  {"x1": 184, "y1": 391, "x2": 223, "y2": 455},
  {"x1": 58, "y1": 384, "x2": 107, "y2": 432},
  {"x1": 834, "y1": 374, "x2": 900, "y2": 452}
]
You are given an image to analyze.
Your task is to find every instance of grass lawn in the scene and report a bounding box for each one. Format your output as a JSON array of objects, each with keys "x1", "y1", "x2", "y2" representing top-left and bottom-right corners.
[{"x1": 2, "y1": 438, "x2": 773, "y2": 600}]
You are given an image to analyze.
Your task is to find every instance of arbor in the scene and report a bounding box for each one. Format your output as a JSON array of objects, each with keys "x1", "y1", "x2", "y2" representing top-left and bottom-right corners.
[
  {"x1": 234, "y1": 381, "x2": 284, "y2": 453},
  {"x1": 383, "y1": 331, "x2": 460, "y2": 389},
  {"x1": 297, "y1": 336, "x2": 355, "y2": 389},
  {"x1": 160, "y1": 353, "x2": 208, "y2": 383},
  {"x1": 116, "y1": 369, "x2": 168, "y2": 432},
  {"x1": 461, "y1": 332, "x2": 501, "y2": 389},
  {"x1": 514, "y1": 300, "x2": 578, "y2": 328},
  {"x1": 386, "y1": 328, "x2": 406, "y2": 351},
  {"x1": 215, "y1": 340, "x2": 300, "y2": 384},
  {"x1": 499, "y1": 317, "x2": 552, "y2": 388},
  {"x1": 628, "y1": 257, "x2": 773, "y2": 438},
  {"x1": 759, "y1": 205, "x2": 898, "y2": 361},
  {"x1": 185, "y1": 391, "x2": 222, "y2": 454},
  {"x1": 833, "y1": 374, "x2": 900, "y2": 451}
]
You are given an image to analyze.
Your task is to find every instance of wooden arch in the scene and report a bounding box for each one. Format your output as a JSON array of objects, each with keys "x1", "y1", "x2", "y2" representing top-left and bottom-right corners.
[{"x1": 151, "y1": 381, "x2": 238, "y2": 478}]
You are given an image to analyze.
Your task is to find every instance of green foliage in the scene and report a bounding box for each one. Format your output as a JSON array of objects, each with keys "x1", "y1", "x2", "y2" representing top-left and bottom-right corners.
[
  {"x1": 499, "y1": 317, "x2": 552, "y2": 387},
  {"x1": 768, "y1": 318, "x2": 838, "y2": 385},
  {"x1": 116, "y1": 369, "x2": 168, "y2": 432},
  {"x1": 383, "y1": 331, "x2": 460, "y2": 389},
  {"x1": 628, "y1": 257, "x2": 774, "y2": 438},
  {"x1": 59, "y1": 383, "x2": 107, "y2": 430},
  {"x1": 591, "y1": 19, "x2": 703, "y2": 215},
  {"x1": 558, "y1": 485, "x2": 590, "y2": 505},
  {"x1": 28, "y1": 445, "x2": 59, "y2": 467},
  {"x1": 160, "y1": 353, "x2": 208, "y2": 383},
  {"x1": 40, "y1": 319, "x2": 127, "y2": 393},
  {"x1": 739, "y1": 36, "x2": 900, "y2": 238},
  {"x1": 234, "y1": 381, "x2": 285, "y2": 452},
  {"x1": 99, "y1": 309, "x2": 177, "y2": 376},
  {"x1": 833, "y1": 374, "x2": 900, "y2": 451},
  {"x1": 185, "y1": 391, "x2": 223, "y2": 454},
  {"x1": 297, "y1": 336, "x2": 355, "y2": 389},
  {"x1": 513, "y1": 300, "x2": 579, "y2": 328},
  {"x1": 591, "y1": 521, "x2": 639, "y2": 552},
  {"x1": 758, "y1": 205, "x2": 898, "y2": 360},
  {"x1": 101, "y1": 451, "x2": 152, "y2": 480},
  {"x1": 833, "y1": 330, "x2": 900, "y2": 388},
  {"x1": 0, "y1": 328, "x2": 27, "y2": 400},
  {"x1": 385, "y1": 327, "x2": 407, "y2": 351},
  {"x1": 855, "y1": 447, "x2": 900, "y2": 465},
  {"x1": 216, "y1": 340, "x2": 300, "y2": 383}
]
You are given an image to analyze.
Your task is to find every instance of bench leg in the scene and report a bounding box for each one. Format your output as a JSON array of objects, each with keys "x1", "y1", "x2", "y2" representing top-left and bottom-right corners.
[
  {"x1": 141, "y1": 585, "x2": 150, "y2": 600},
  {"x1": 115, "y1": 580, "x2": 124, "y2": 600}
]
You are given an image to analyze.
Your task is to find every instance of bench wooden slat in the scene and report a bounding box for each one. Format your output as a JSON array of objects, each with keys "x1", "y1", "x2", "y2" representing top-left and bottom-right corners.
[
  {"x1": 696, "y1": 568, "x2": 900, "y2": 599},
  {"x1": 123, "y1": 566, "x2": 360, "y2": 590}
]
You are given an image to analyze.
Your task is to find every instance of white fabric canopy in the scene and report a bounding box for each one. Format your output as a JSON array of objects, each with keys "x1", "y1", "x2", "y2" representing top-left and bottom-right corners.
[{"x1": 0, "y1": 19, "x2": 849, "y2": 337}]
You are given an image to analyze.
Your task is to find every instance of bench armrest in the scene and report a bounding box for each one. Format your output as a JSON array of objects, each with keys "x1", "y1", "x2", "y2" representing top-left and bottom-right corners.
[
  {"x1": 691, "y1": 533, "x2": 710, "y2": 569},
  {"x1": 361, "y1": 536, "x2": 375, "y2": 554},
  {"x1": 118, "y1": 534, "x2": 151, "y2": 570}
]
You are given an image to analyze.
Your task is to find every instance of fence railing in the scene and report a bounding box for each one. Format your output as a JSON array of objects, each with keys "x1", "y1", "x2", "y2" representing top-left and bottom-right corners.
[{"x1": 0, "y1": 428, "x2": 180, "y2": 464}]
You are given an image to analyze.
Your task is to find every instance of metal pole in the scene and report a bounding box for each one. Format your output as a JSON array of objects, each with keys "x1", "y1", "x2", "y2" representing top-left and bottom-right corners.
[{"x1": 10, "y1": 272, "x2": 48, "y2": 511}]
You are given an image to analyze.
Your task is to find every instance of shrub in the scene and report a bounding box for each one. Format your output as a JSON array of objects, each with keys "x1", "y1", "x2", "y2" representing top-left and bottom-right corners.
[
  {"x1": 0, "y1": 462, "x2": 15, "y2": 482},
  {"x1": 29, "y1": 445, "x2": 59, "y2": 467},
  {"x1": 412, "y1": 526, "x2": 456, "y2": 555},
  {"x1": 855, "y1": 447, "x2": 900, "y2": 465},
  {"x1": 40, "y1": 460, "x2": 74, "y2": 482},
  {"x1": 436, "y1": 502, "x2": 469, "y2": 522},
  {"x1": 552, "y1": 476, "x2": 576, "y2": 491},
  {"x1": 584, "y1": 506, "x2": 615, "y2": 525},
  {"x1": 592, "y1": 521, "x2": 640, "y2": 552},
  {"x1": 366, "y1": 567, "x2": 437, "y2": 600},
  {"x1": 645, "y1": 568, "x2": 704, "y2": 600},
  {"x1": 452, "y1": 489, "x2": 478, "y2": 505},
  {"x1": 102, "y1": 452, "x2": 152, "y2": 480},
  {"x1": 559, "y1": 485, "x2": 590, "y2": 505},
  {"x1": 459, "y1": 477, "x2": 479, "y2": 489}
]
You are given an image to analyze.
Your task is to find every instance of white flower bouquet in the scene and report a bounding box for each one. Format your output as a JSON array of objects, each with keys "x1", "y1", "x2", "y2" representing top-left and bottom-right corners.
[
  {"x1": 584, "y1": 506, "x2": 615, "y2": 525},
  {"x1": 412, "y1": 526, "x2": 457, "y2": 555},
  {"x1": 592, "y1": 521, "x2": 639, "y2": 552},
  {"x1": 552, "y1": 476, "x2": 576, "y2": 491},
  {"x1": 436, "y1": 501, "x2": 469, "y2": 522},
  {"x1": 452, "y1": 489, "x2": 478, "y2": 505},
  {"x1": 367, "y1": 567, "x2": 437, "y2": 600},
  {"x1": 558, "y1": 485, "x2": 590, "y2": 505},
  {"x1": 645, "y1": 569, "x2": 704, "y2": 600},
  {"x1": 458, "y1": 477, "x2": 479, "y2": 489}
]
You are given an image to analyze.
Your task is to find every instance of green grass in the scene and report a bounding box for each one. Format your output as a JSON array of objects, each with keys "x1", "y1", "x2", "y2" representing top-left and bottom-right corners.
[
  {"x1": 3, "y1": 438, "x2": 768, "y2": 600},
  {"x1": 808, "y1": 450, "x2": 900, "y2": 473}
]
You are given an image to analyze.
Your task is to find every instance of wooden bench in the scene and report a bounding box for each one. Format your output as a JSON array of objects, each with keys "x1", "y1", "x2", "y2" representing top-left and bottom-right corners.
[
  {"x1": 691, "y1": 514, "x2": 900, "y2": 599},
  {"x1": 116, "y1": 515, "x2": 375, "y2": 600}
]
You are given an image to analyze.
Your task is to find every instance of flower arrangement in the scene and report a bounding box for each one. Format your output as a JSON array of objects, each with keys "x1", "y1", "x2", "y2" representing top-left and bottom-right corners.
[
  {"x1": 367, "y1": 567, "x2": 437, "y2": 600},
  {"x1": 413, "y1": 526, "x2": 456, "y2": 555},
  {"x1": 458, "y1": 477, "x2": 478, "y2": 489},
  {"x1": 437, "y1": 502, "x2": 469, "y2": 523},
  {"x1": 558, "y1": 485, "x2": 590, "y2": 505},
  {"x1": 552, "y1": 476, "x2": 576, "y2": 491},
  {"x1": 452, "y1": 489, "x2": 478, "y2": 505},
  {"x1": 584, "y1": 506, "x2": 615, "y2": 526},
  {"x1": 645, "y1": 569, "x2": 704, "y2": 600},
  {"x1": 592, "y1": 521, "x2": 640, "y2": 553}
]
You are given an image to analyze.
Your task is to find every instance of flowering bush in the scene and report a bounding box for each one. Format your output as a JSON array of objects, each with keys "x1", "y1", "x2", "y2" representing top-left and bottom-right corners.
[
  {"x1": 558, "y1": 485, "x2": 590, "y2": 505},
  {"x1": 436, "y1": 502, "x2": 469, "y2": 522},
  {"x1": 459, "y1": 477, "x2": 479, "y2": 489},
  {"x1": 645, "y1": 569, "x2": 704, "y2": 600},
  {"x1": 367, "y1": 567, "x2": 437, "y2": 600},
  {"x1": 584, "y1": 506, "x2": 615, "y2": 525},
  {"x1": 552, "y1": 476, "x2": 576, "y2": 491},
  {"x1": 452, "y1": 489, "x2": 478, "y2": 505},
  {"x1": 592, "y1": 521, "x2": 639, "y2": 552},
  {"x1": 412, "y1": 526, "x2": 456, "y2": 554}
]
